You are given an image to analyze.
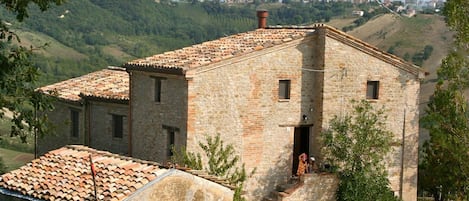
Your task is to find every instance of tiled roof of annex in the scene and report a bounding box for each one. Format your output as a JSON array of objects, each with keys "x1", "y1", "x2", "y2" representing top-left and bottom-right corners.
[
  {"x1": 0, "y1": 145, "x2": 165, "y2": 201},
  {"x1": 37, "y1": 67, "x2": 129, "y2": 102},
  {"x1": 125, "y1": 24, "x2": 423, "y2": 76}
]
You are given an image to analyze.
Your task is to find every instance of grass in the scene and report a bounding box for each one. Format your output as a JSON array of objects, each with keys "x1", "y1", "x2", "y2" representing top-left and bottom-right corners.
[
  {"x1": 0, "y1": 147, "x2": 33, "y2": 171},
  {"x1": 0, "y1": 117, "x2": 34, "y2": 172},
  {"x1": 0, "y1": 117, "x2": 34, "y2": 152}
]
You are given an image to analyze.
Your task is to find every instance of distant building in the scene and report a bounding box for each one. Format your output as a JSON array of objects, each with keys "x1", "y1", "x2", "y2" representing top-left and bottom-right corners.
[{"x1": 352, "y1": 10, "x2": 365, "y2": 16}]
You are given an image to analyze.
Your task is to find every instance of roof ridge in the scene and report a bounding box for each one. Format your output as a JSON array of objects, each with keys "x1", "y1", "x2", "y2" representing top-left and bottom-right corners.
[
  {"x1": 106, "y1": 66, "x2": 127, "y2": 71},
  {"x1": 65, "y1": 145, "x2": 162, "y2": 167}
]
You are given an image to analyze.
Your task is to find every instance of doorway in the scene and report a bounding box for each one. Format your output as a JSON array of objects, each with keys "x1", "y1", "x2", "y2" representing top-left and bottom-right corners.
[{"x1": 292, "y1": 126, "x2": 310, "y2": 175}]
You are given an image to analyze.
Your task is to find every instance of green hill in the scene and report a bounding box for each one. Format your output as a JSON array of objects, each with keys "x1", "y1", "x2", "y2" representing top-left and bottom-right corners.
[
  {"x1": 2, "y1": 1, "x2": 449, "y2": 87},
  {"x1": 0, "y1": 0, "x2": 356, "y2": 85}
]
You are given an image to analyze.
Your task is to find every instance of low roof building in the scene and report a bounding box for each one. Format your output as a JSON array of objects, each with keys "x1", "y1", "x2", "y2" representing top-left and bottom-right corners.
[{"x1": 0, "y1": 145, "x2": 233, "y2": 201}]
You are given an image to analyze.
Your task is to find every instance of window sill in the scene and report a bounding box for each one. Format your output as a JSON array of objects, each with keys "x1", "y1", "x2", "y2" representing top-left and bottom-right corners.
[
  {"x1": 366, "y1": 99, "x2": 379, "y2": 103},
  {"x1": 278, "y1": 99, "x2": 290, "y2": 102}
]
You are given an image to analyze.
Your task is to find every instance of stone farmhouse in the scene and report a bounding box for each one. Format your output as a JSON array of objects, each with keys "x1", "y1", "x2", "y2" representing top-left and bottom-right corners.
[
  {"x1": 38, "y1": 67, "x2": 130, "y2": 156},
  {"x1": 36, "y1": 11, "x2": 424, "y2": 201},
  {"x1": 0, "y1": 145, "x2": 233, "y2": 200}
]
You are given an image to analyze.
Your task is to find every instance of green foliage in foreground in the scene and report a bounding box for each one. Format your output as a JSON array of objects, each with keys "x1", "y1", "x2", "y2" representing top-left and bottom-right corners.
[
  {"x1": 321, "y1": 100, "x2": 400, "y2": 201},
  {"x1": 0, "y1": 0, "x2": 57, "y2": 148},
  {"x1": 172, "y1": 134, "x2": 255, "y2": 201},
  {"x1": 419, "y1": 0, "x2": 469, "y2": 200}
]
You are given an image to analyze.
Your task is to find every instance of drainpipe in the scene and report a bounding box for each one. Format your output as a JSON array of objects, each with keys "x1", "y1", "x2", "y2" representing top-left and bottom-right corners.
[
  {"x1": 399, "y1": 108, "x2": 406, "y2": 198},
  {"x1": 256, "y1": 10, "x2": 268, "y2": 29},
  {"x1": 127, "y1": 71, "x2": 133, "y2": 156}
]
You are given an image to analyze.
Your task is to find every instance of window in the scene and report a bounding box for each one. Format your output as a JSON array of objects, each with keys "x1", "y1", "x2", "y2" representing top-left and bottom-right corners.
[
  {"x1": 163, "y1": 125, "x2": 179, "y2": 157},
  {"x1": 112, "y1": 114, "x2": 124, "y2": 138},
  {"x1": 152, "y1": 77, "x2": 166, "y2": 102},
  {"x1": 70, "y1": 110, "x2": 79, "y2": 138},
  {"x1": 279, "y1": 80, "x2": 291, "y2": 100},
  {"x1": 366, "y1": 81, "x2": 379, "y2": 99},
  {"x1": 167, "y1": 130, "x2": 175, "y2": 157}
]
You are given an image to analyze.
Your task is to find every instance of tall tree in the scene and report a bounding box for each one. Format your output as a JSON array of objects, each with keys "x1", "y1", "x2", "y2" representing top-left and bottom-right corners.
[
  {"x1": 419, "y1": 0, "x2": 469, "y2": 200},
  {"x1": 321, "y1": 100, "x2": 400, "y2": 201},
  {"x1": 0, "y1": 0, "x2": 62, "y2": 151}
]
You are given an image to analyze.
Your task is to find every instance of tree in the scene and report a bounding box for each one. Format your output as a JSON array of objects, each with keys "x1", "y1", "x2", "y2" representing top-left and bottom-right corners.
[
  {"x1": 0, "y1": 156, "x2": 6, "y2": 174},
  {"x1": 0, "y1": 0, "x2": 62, "y2": 149},
  {"x1": 172, "y1": 134, "x2": 255, "y2": 201},
  {"x1": 419, "y1": 0, "x2": 469, "y2": 200},
  {"x1": 321, "y1": 100, "x2": 400, "y2": 201}
]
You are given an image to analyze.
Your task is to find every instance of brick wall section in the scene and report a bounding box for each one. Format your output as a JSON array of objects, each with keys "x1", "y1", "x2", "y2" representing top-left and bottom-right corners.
[
  {"x1": 282, "y1": 173, "x2": 338, "y2": 201},
  {"x1": 130, "y1": 71, "x2": 188, "y2": 163},
  {"x1": 38, "y1": 102, "x2": 85, "y2": 155},
  {"x1": 186, "y1": 38, "x2": 319, "y2": 199},
  {"x1": 321, "y1": 34, "x2": 420, "y2": 201},
  {"x1": 88, "y1": 101, "x2": 129, "y2": 155}
]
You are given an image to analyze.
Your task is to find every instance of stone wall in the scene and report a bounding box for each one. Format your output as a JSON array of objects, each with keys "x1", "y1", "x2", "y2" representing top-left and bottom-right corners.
[
  {"x1": 38, "y1": 101, "x2": 85, "y2": 156},
  {"x1": 125, "y1": 169, "x2": 233, "y2": 201},
  {"x1": 186, "y1": 37, "x2": 319, "y2": 200},
  {"x1": 88, "y1": 101, "x2": 129, "y2": 155},
  {"x1": 130, "y1": 71, "x2": 188, "y2": 163},
  {"x1": 282, "y1": 173, "x2": 338, "y2": 201},
  {"x1": 321, "y1": 34, "x2": 420, "y2": 201}
]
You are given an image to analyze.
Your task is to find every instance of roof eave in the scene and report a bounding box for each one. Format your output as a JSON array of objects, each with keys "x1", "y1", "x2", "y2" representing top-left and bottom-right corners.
[
  {"x1": 124, "y1": 63, "x2": 185, "y2": 75},
  {"x1": 80, "y1": 94, "x2": 129, "y2": 105},
  {"x1": 0, "y1": 187, "x2": 43, "y2": 201}
]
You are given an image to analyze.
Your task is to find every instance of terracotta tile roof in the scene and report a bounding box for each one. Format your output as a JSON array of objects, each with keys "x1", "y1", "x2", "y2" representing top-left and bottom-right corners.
[
  {"x1": 0, "y1": 145, "x2": 164, "y2": 201},
  {"x1": 125, "y1": 24, "x2": 423, "y2": 77},
  {"x1": 124, "y1": 28, "x2": 315, "y2": 71},
  {"x1": 37, "y1": 67, "x2": 129, "y2": 102}
]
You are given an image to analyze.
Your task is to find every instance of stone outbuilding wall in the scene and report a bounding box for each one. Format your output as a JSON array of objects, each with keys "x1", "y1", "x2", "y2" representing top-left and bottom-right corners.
[
  {"x1": 125, "y1": 169, "x2": 233, "y2": 201},
  {"x1": 87, "y1": 100, "x2": 129, "y2": 155},
  {"x1": 38, "y1": 101, "x2": 85, "y2": 156}
]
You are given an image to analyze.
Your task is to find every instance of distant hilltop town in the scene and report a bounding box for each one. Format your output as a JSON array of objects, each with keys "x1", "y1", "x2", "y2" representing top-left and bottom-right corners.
[{"x1": 162, "y1": 0, "x2": 445, "y2": 13}]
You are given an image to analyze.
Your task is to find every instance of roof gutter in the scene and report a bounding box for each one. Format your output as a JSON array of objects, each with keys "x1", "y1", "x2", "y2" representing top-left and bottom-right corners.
[
  {"x1": 124, "y1": 64, "x2": 184, "y2": 75},
  {"x1": 0, "y1": 187, "x2": 44, "y2": 201}
]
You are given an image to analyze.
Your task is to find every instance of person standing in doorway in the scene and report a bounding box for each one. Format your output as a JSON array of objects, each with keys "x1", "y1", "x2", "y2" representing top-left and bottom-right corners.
[{"x1": 297, "y1": 153, "x2": 308, "y2": 176}]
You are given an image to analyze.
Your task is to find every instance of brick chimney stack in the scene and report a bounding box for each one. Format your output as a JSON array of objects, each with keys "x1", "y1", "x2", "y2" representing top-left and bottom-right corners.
[{"x1": 257, "y1": 10, "x2": 268, "y2": 29}]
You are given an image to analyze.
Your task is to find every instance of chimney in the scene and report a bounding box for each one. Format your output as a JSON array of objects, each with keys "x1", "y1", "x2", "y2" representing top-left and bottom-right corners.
[{"x1": 257, "y1": 10, "x2": 268, "y2": 29}]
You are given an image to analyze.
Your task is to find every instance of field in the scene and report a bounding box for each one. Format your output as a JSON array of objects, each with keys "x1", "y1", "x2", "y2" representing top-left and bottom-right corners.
[
  {"x1": 0, "y1": 148, "x2": 33, "y2": 171},
  {"x1": 0, "y1": 117, "x2": 34, "y2": 172}
]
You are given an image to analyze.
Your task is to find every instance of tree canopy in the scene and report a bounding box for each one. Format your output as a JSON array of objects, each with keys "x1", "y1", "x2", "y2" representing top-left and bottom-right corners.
[
  {"x1": 0, "y1": 0, "x2": 62, "y2": 153},
  {"x1": 321, "y1": 100, "x2": 400, "y2": 201},
  {"x1": 419, "y1": 0, "x2": 469, "y2": 200}
]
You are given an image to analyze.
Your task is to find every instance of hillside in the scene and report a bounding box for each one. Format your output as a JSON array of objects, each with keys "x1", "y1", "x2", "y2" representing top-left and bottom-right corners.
[{"x1": 0, "y1": 0, "x2": 355, "y2": 85}]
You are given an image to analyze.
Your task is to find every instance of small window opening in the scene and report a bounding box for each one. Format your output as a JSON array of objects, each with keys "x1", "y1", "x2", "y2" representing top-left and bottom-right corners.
[
  {"x1": 112, "y1": 114, "x2": 124, "y2": 138},
  {"x1": 70, "y1": 109, "x2": 79, "y2": 138},
  {"x1": 366, "y1": 81, "x2": 379, "y2": 99},
  {"x1": 279, "y1": 80, "x2": 291, "y2": 100}
]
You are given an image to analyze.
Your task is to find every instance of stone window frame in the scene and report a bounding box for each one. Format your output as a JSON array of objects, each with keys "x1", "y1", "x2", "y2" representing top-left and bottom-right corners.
[
  {"x1": 366, "y1": 80, "x2": 380, "y2": 100},
  {"x1": 279, "y1": 79, "x2": 291, "y2": 100},
  {"x1": 111, "y1": 114, "x2": 125, "y2": 139},
  {"x1": 151, "y1": 76, "x2": 167, "y2": 103},
  {"x1": 70, "y1": 109, "x2": 80, "y2": 138}
]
